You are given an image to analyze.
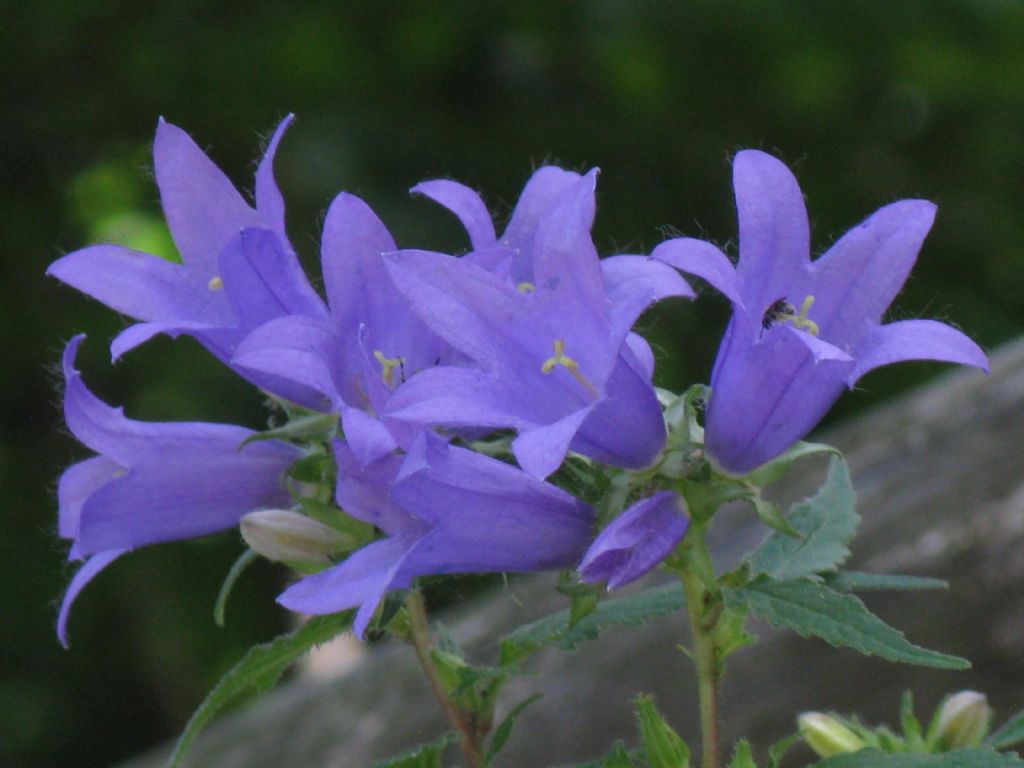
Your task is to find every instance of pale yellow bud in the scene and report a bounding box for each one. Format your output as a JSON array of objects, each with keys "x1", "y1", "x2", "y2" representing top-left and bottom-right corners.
[
  {"x1": 935, "y1": 691, "x2": 992, "y2": 749},
  {"x1": 240, "y1": 509, "x2": 346, "y2": 563},
  {"x1": 798, "y1": 712, "x2": 866, "y2": 758}
]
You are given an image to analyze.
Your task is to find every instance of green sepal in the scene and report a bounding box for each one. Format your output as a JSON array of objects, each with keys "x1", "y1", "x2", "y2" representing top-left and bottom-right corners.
[
  {"x1": 286, "y1": 450, "x2": 335, "y2": 485},
  {"x1": 239, "y1": 412, "x2": 339, "y2": 448},
  {"x1": 744, "y1": 441, "x2": 841, "y2": 487},
  {"x1": 213, "y1": 548, "x2": 258, "y2": 627},
  {"x1": 167, "y1": 611, "x2": 353, "y2": 768},
  {"x1": 811, "y1": 748, "x2": 1024, "y2": 768},
  {"x1": 556, "y1": 571, "x2": 603, "y2": 627},
  {"x1": 295, "y1": 497, "x2": 376, "y2": 549},
  {"x1": 484, "y1": 693, "x2": 544, "y2": 766},
  {"x1": 635, "y1": 694, "x2": 691, "y2": 768},
  {"x1": 901, "y1": 691, "x2": 926, "y2": 751},
  {"x1": 768, "y1": 732, "x2": 803, "y2": 768},
  {"x1": 987, "y1": 708, "x2": 1024, "y2": 749},
  {"x1": 500, "y1": 582, "x2": 685, "y2": 667},
  {"x1": 729, "y1": 739, "x2": 757, "y2": 768},
  {"x1": 748, "y1": 456, "x2": 858, "y2": 581},
  {"x1": 723, "y1": 578, "x2": 969, "y2": 670},
  {"x1": 371, "y1": 731, "x2": 459, "y2": 768}
]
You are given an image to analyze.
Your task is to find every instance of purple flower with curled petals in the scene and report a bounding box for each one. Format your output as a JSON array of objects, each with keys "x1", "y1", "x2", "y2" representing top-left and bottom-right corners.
[
  {"x1": 47, "y1": 117, "x2": 328, "y2": 406},
  {"x1": 278, "y1": 432, "x2": 594, "y2": 637},
  {"x1": 658, "y1": 150, "x2": 988, "y2": 475},
  {"x1": 56, "y1": 335, "x2": 302, "y2": 646},
  {"x1": 383, "y1": 170, "x2": 688, "y2": 478},
  {"x1": 579, "y1": 492, "x2": 690, "y2": 589},
  {"x1": 231, "y1": 192, "x2": 451, "y2": 466}
]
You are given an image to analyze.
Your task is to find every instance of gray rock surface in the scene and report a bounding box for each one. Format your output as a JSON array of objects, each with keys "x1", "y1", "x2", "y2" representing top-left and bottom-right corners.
[{"x1": 120, "y1": 337, "x2": 1024, "y2": 768}]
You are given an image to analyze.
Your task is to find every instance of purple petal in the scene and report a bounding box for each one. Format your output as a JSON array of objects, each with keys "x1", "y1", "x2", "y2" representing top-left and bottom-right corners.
[
  {"x1": 706, "y1": 321, "x2": 854, "y2": 474},
  {"x1": 218, "y1": 228, "x2": 326, "y2": 329},
  {"x1": 601, "y1": 254, "x2": 695, "y2": 308},
  {"x1": 651, "y1": 237, "x2": 744, "y2": 308},
  {"x1": 57, "y1": 549, "x2": 127, "y2": 648},
  {"x1": 849, "y1": 319, "x2": 989, "y2": 384},
  {"x1": 57, "y1": 456, "x2": 121, "y2": 540},
  {"x1": 47, "y1": 244, "x2": 232, "y2": 325},
  {"x1": 254, "y1": 114, "x2": 294, "y2": 248},
  {"x1": 340, "y1": 405, "x2": 398, "y2": 467},
  {"x1": 791, "y1": 200, "x2": 937, "y2": 345},
  {"x1": 733, "y1": 150, "x2": 810, "y2": 317},
  {"x1": 511, "y1": 407, "x2": 594, "y2": 479},
  {"x1": 385, "y1": 366, "x2": 524, "y2": 428},
  {"x1": 412, "y1": 179, "x2": 496, "y2": 249},
  {"x1": 502, "y1": 165, "x2": 582, "y2": 254},
  {"x1": 332, "y1": 444, "x2": 410, "y2": 534},
  {"x1": 579, "y1": 491, "x2": 690, "y2": 589},
  {"x1": 154, "y1": 118, "x2": 260, "y2": 274},
  {"x1": 624, "y1": 332, "x2": 655, "y2": 380}
]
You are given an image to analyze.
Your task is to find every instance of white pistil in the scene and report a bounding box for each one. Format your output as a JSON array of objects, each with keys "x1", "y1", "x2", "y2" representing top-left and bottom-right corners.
[
  {"x1": 373, "y1": 350, "x2": 404, "y2": 388},
  {"x1": 540, "y1": 338, "x2": 598, "y2": 398}
]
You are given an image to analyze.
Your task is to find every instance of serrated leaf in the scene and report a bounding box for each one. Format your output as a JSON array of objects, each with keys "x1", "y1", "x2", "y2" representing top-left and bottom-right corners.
[
  {"x1": 729, "y1": 739, "x2": 756, "y2": 768},
  {"x1": 500, "y1": 582, "x2": 684, "y2": 666},
  {"x1": 723, "y1": 579, "x2": 968, "y2": 670},
  {"x1": 988, "y1": 709, "x2": 1024, "y2": 749},
  {"x1": 485, "y1": 694, "x2": 543, "y2": 766},
  {"x1": 826, "y1": 572, "x2": 948, "y2": 592},
  {"x1": 371, "y1": 732, "x2": 458, "y2": 768},
  {"x1": 636, "y1": 694, "x2": 690, "y2": 768},
  {"x1": 213, "y1": 548, "x2": 258, "y2": 627},
  {"x1": 749, "y1": 456, "x2": 858, "y2": 581},
  {"x1": 167, "y1": 612, "x2": 353, "y2": 767},
  {"x1": 813, "y1": 748, "x2": 1024, "y2": 768}
]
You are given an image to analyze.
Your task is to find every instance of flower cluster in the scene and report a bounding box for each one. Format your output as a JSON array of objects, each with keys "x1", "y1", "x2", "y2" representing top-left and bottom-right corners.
[{"x1": 50, "y1": 117, "x2": 987, "y2": 644}]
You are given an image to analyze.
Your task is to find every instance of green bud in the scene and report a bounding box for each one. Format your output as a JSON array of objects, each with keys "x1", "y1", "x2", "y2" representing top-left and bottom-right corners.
[
  {"x1": 798, "y1": 713, "x2": 866, "y2": 758},
  {"x1": 935, "y1": 691, "x2": 992, "y2": 749},
  {"x1": 240, "y1": 509, "x2": 346, "y2": 563}
]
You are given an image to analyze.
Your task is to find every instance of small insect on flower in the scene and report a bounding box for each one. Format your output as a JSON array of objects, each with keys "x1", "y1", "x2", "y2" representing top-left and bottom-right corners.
[{"x1": 762, "y1": 298, "x2": 796, "y2": 331}]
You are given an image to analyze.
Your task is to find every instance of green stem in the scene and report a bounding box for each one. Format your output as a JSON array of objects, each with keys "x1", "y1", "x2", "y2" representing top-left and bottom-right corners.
[
  {"x1": 404, "y1": 590, "x2": 484, "y2": 768},
  {"x1": 679, "y1": 527, "x2": 721, "y2": 768}
]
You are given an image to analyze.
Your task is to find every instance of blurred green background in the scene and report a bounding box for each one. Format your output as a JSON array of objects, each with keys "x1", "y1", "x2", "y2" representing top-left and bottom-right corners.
[{"x1": 4, "y1": 1, "x2": 1023, "y2": 766}]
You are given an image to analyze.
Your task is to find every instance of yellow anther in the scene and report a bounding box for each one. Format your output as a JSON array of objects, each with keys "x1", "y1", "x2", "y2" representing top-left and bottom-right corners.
[
  {"x1": 208, "y1": 275, "x2": 224, "y2": 291},
  {"x1": 540, "y1": 338, "x2": 598, "y2": 398},
  {"x1": 373, "y1": 350, "x2": 404, "y2": 388},
  {"x1": 516, "y1": 281, "x2": 536, "y2": 293},
  {"x1": 791, "y1": 295, "x2": 819, "y2": 336}
]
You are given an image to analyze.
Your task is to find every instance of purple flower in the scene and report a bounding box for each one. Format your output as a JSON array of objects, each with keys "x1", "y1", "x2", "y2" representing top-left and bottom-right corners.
[
  {"x1": 47, "y1": 117, "x2": 328, "y2": 406},
  {"x1": 383, "y1": 170, "x2": 684, "y2": 478},
  {"x1": 278, "y1": 432, "x2": 595, "y2": 637},
  {"x1": 56, "y1": 335, "x2": 302, "y2": 646},
  {"x1": 659, "y1": 150, "x2": 988, "y2": 474},
  {"x1": 231, "y1": 192, "x2": 450, "y2": 465},
  {"x1": 578, "y1": 492, "x2": 690, "y2": 589}
]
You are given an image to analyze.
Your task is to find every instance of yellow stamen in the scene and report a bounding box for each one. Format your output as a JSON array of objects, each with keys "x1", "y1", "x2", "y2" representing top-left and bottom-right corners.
[
  {"x1": 791, "y1": 295, "x2": 819, "y2": 336},
  {"x1": 516, "y1": 281, "x2": 536, "y2": 293},
  {"x1": 540, "y1": 339, "x2": 598, "y2": 398},
  {"x1": 208, "y1": 275, "x2": 224, "y2": 291},
  {"x1": 373, "y1": 350, "x2": 404, "y2": 388}
]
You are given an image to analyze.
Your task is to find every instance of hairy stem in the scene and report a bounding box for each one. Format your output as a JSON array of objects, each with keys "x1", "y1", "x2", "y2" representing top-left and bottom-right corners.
[
  {"x1": 680, "y1": 527, "x2": 721, "y2": 768},
  {"x1": 404, "y1": 590, "x2": 484, "y2": 768}
]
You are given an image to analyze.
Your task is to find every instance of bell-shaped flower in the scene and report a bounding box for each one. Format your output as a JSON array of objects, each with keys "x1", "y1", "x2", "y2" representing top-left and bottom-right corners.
[
  {"x1": 578, "y1": 491, "x2": 690, "y2": 589},
  {"x1": 656, "y1": 150, "x2": 988, "y2": 474},
  {"x1": 56, "y1": 336, "x2": 302, "y2": 646},
  {"x1": 277, "y1": 432, "x2": 595, "y2": 637},
  {"x1": 47, "y1": 117, "x2": 328, "y2": 406},
  {"x1": 382, "y1": 170, "x2": 678, "y2": 478},
  {"x1": 230, "y1": 192, "x2": 450, "y2": 465}
]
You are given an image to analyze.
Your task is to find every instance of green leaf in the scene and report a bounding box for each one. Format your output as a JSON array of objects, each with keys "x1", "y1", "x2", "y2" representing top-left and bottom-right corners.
[
  {"x1": 485, "y1": 694, "x2": 543, "y2": 766},
  {"x1": 555, "y1": 741, "x2": 639, "y2": 767},
  {"x1": 826, "y1": 572, "x2": 948, "y2": 592},
  {"x1": 213, "y1": 548, "x2": 258, "y2": 627},
  {"x1": 500, "y1": 582, "x2": 684, "y2": 666},
  {"x1": 167, "y1": 612, "x2": 353, "y2": 767},
  {"x1": 812, "y1": 748, "x2": 1024, "y2": 768},
  {"x1": 749, "y1": 456, "x2": 858, "y2": 581},
  {"x1": 987, "y1": 709, "x2": 1024, "y2": 749},
  {"x1": 723, "y1": 579, "x2": 968, "y2": 670},
  {"x1": 728, "y1": 739, "x2": 756, "y2": 768},
  {"x1": 239, "y1": 412, "x2": 339, "y2": 447},
  {"x1": 371, "y1": 732, "x2": 458, "y2": 768},
  {"x1": 636, "y1": 694, "x2": 690, "y2": 768}
]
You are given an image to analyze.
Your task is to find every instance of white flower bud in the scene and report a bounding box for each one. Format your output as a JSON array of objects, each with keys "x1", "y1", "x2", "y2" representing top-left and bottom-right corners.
[
  {"x1": 798, "y1": 712, "x2": 866, "y2": 758},
  {"x1": 240, "y1": 509, "x2": 346, "y2": 563},
  {"x1": 935, "y1": 691, "x2": 992, "y2": 749}
]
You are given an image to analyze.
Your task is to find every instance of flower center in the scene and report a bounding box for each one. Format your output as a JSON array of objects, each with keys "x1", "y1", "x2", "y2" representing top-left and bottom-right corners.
[
  {"x1": 207, "y1": 275, "x2": 224, "y2": 291},
  {"x1": 762, "y1": 295, "x2": 819, "y2": 336},
  {"x1": 373, "y1": 350, "x2": 405, "y2": 388},
  {"x1": 516, "y1": 281, "x2": 536, "y2": 293},
  {"x1": 540, "y1": 338, "x2": 598, "y2": 398}
]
